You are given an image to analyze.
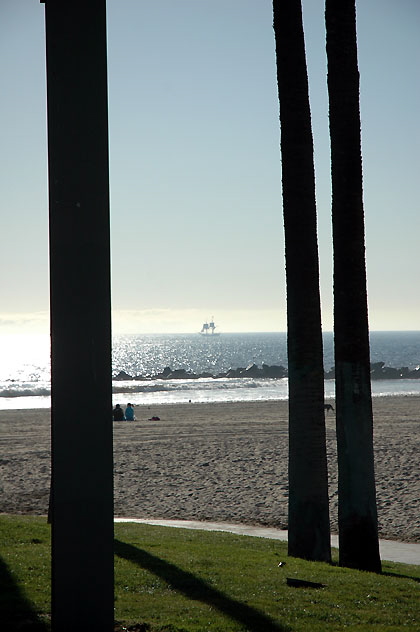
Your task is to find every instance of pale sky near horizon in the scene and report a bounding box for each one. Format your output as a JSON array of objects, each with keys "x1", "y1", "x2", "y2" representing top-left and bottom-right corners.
[{"x1": 0, "y1": 0, "x2": 419, "y2": 334}]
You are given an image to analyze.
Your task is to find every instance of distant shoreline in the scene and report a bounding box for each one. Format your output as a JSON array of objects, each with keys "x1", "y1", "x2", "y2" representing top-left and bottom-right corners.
[{"x1": 2, "y1": 386, "x2": 420, "y2": 413}]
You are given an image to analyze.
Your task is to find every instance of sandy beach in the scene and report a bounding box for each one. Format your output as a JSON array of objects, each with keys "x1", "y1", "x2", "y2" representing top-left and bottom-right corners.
[{"x1": 1, "y1": 397, "x2": 419, "y2": 543}]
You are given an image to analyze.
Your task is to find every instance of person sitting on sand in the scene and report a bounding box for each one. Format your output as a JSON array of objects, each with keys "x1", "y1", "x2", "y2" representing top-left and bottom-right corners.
[
  {"x1": 112, "y1": 404, "x2": 125, "y2": 421},
  {"x1": 125, "y1": 403, "x2": 135, "y2": 421}
]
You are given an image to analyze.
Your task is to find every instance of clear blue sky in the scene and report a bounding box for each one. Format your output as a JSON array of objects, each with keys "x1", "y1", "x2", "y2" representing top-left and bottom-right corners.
[{"x1": 0, "y1": 0, "x2": 419, "y2": 334}]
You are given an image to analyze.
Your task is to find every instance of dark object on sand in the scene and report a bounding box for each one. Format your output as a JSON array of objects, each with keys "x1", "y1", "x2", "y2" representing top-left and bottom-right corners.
[{"x1": 113, "y1": 404, "x2": 125, "y2": 421}]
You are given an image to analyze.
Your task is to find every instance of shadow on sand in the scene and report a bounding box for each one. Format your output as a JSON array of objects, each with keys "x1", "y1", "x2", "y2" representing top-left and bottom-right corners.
[{"x1": 114, "y1": 539, "x2": 290, "y2": 632}]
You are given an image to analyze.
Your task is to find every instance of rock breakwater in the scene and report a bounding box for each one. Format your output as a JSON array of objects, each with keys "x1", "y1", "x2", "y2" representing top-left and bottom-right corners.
[{"x1": 114, "y1": 361, "x2": 420, "y2": 382}]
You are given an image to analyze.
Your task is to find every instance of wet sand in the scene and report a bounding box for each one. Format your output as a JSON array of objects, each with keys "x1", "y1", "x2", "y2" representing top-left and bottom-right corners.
[{"x1": 1, "y1": 397, "x2": 419, "y2": 542}]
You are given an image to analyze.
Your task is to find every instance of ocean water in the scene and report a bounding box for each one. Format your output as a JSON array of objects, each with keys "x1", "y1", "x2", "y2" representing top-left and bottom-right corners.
[{"x1": 0, "y1": 331, "x2": 419, "y2": 410}]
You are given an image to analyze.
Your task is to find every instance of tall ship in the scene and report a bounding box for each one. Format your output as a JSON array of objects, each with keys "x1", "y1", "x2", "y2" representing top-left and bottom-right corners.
[{"x1": 200, "y1": 318, "x2": 220, "y2": 336}]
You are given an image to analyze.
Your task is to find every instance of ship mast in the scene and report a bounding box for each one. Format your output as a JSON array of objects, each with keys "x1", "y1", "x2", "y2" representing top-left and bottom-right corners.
[{"x1": 209, "y1": 317, "x2": 216, "y2": 334}]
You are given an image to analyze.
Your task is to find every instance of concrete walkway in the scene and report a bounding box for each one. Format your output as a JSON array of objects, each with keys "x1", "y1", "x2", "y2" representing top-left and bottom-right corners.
[{"x1": 115, "y1": 517, "x2": 420, "y2": 566}]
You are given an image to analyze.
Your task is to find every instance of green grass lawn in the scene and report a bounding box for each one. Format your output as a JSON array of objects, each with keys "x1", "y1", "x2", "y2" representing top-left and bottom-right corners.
[{"x1": 1, "y1": 515, "x2": 419, "y2": 631}]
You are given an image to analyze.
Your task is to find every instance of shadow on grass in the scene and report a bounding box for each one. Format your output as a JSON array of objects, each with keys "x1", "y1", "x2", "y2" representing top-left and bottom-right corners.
[
  {"x1": 382, "y1": 570, "x2": 420, "y2": 584},
  {"x1": 331, "y1": 558, "x2": 420, "y2": 583},
  {"x1": 0, "y1": 557, "x2": 49, "y2": 631},
  {"x1": 114, "y1": 539, "x2": 290, "y2": 632}
]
